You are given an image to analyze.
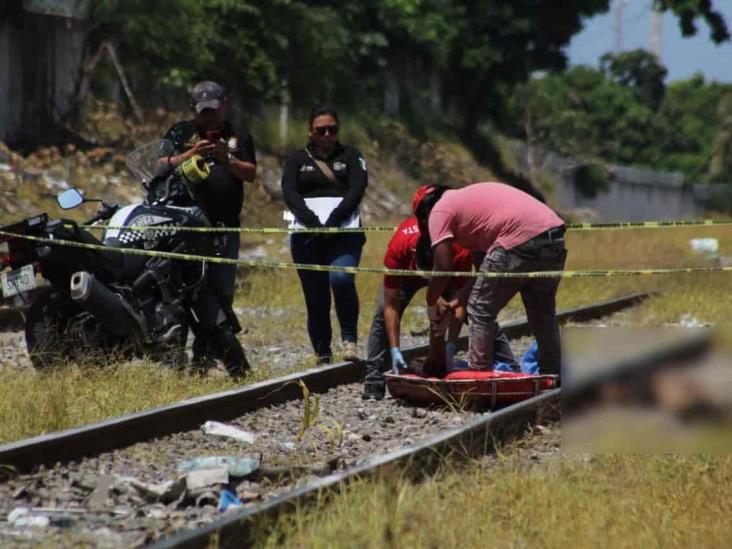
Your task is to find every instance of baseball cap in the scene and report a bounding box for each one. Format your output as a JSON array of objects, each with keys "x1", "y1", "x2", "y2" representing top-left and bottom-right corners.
[
  {"x1": 191, "y1": 81, "x2": 224, "y2": 113},
  {"x1": 412, "y1": 185, "x2": 437, "y2": 214}
]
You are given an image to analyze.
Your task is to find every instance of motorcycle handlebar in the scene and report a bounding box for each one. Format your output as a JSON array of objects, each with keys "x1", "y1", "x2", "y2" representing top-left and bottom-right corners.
[{"x1": 86, "y1": 204, "x2": 118, "y2": 225}]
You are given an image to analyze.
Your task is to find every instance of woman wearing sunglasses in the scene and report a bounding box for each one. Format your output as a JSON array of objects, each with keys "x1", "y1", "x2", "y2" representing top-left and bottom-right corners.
[{"x1": 281, "y1": 106, "x2": 368, "y2": 364}]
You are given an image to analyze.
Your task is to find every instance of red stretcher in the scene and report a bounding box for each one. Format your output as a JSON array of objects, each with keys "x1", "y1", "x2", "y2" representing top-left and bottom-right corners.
[{"x1": 384, "y1": 370, "x2": 557, "y2": 408}]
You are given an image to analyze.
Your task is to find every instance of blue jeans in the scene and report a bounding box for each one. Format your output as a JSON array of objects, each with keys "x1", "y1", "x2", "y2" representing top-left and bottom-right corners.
[{"x1": 290, "y1": 233, "x2": 366, "y2": 359}]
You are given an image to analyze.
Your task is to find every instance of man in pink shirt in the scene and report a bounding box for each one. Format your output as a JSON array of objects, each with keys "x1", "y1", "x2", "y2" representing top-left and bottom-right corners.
[{"x1": 413, "y1": 182, "x2": 567, "y2": 375}]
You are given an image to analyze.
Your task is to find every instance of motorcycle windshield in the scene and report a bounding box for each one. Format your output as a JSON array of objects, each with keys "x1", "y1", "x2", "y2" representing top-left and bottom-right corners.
[{"x1": 126, "y1": 140, "x2": 175, "y2": 187}]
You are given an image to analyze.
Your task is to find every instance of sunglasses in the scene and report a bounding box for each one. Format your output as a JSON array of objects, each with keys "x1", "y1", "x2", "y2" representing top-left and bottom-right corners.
[{"x1": 312, "y1": 125, "x2": 339, "y2": 136}]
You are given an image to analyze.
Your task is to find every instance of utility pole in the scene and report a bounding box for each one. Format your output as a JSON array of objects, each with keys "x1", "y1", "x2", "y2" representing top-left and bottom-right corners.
[
  {"x1": 614, "y1": 0, "x2": 630, "y2": 55},
  {"x1": 651, "y1": 1, "x2": 663, "y2": 60}
]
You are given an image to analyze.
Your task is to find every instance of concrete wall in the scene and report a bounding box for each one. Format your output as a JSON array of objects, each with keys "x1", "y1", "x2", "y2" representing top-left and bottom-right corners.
[
  {"x1": 556, "y1": 165, "x2": 705, "y2": 221},
  {"x1": 508, "y1": 142, "x2": 718, "y2": 221}
]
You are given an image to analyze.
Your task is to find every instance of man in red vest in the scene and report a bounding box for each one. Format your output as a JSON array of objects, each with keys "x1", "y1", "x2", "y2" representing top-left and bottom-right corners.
[{"x1": 362, "y1": 208, "x2": 517, "y2": 400}]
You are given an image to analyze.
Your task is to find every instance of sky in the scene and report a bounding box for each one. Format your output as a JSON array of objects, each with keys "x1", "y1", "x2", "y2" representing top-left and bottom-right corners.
[{"x1": 567, "y1": 0, "x2": 732, "y2": 83}]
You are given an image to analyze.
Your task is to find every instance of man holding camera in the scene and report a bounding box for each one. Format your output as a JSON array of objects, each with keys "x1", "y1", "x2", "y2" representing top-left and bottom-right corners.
[{"x1": 163, "y1": 81, "x2": 257, "y2": 368}]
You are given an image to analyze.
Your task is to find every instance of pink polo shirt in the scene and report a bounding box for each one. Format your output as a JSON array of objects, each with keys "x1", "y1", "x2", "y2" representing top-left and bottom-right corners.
[{"x1": 427, "y1": 182, "x2": 564, "y2": 253}]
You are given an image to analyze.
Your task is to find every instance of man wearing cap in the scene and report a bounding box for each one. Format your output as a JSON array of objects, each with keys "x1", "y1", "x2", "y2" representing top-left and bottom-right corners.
[
  {"x1": 413, "y1": 183, "x2": 567, "y2": 376},
  {"x1": 361, "y1": 210, "x2": 518, "y2": 400},
  {"x1": 163, "y1": 81, "x2": 257, "y2": 367}
]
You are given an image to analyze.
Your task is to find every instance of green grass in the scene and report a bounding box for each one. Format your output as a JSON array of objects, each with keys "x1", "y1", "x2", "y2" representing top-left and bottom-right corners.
[
  {"x1": 2, "y1": 216, "x2": 731, "y2": 548},
  {"x1": 0, "y1": 359, "x2": 298, "y2": 445},
  {"x1": 244, "y1": 225, "x2": 732, "y2": 549},
  {"x1": 256, "y1": 452, "x2": 732, "y2": 548},
  {"x1": 1, "y1": 223, "x2": 731, "y2": 444}
]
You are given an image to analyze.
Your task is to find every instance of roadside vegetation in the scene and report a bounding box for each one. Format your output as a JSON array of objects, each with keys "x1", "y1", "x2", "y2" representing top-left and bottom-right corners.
[
  {"x1": 1, "y1": 220, "x2": 729, "y2": 443},
  {"x1": 1, "y1": 2, "x2": 731, "y2": 546},
  {"x1": 258, "y1": 451, "x2": 732, "y2": 547}
]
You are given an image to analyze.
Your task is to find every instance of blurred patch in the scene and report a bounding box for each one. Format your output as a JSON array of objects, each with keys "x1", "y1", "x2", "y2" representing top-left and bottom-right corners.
[{"x1": 562, "y1": 326, "x2": 732, "y2": 453}]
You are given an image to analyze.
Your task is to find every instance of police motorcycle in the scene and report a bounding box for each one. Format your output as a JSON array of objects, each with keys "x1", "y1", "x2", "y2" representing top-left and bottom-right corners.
[{"x1": 0, "y1": 140, "x2": 249, "y2": 376}]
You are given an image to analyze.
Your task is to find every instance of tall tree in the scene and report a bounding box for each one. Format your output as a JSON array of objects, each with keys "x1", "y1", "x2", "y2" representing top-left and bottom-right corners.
[{"x1": 600, "y1": 50, "x2": 668, "y2": 111}]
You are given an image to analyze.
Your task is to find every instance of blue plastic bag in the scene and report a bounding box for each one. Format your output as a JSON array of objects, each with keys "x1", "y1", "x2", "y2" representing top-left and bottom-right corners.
[
  {"x1": 520, "y1": 341, "x2": 540, "y2": 374},
  {"x1": 445, "y1": 341, "x2": 542, "y2": 374},
  {"x1": 219, "y1": 489, "x2": 243, "y2": 512},
  {"x1": 493, "y1": 361, "x2": 518, "y2": 373}
]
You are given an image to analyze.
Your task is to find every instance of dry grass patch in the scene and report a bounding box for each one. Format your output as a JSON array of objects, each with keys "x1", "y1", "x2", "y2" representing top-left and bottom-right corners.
[
  {"x1": 0, "y1": 359, "x2": 295, "y2": 444},
  {"x1": 258, "y1": 454, "x2": 732, "y2": 548},
  {"x1": 1, "y1": 223, "x2": 730, "y2": 444}
]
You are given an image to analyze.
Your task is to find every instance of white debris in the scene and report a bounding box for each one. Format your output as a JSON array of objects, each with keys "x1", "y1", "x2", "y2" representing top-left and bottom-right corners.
[
  {"x1": 241, "y1": 245, "x2": 268, "y2": 260},
  {"x1": 7, "y1": 507, "x2": 50, "y2": 528},
  {"x1": 41, "y1": 171, "x2": 70, "y2": 192},
  {"x1": 185, "y1": 466, "x2": 229, "y2": 492},
  {"x1": 201, "y1": 421, "x2": 256, "y2": 444},
  {"x1": 678, "y1": 314, "x2": 707, "y2": 328},
  {"x1": 278, "y1": 441, "x2": 297, "y2": 453},
  {"x1": 116, "y1": 476, "x2": 186, "y2": 502},
  {"x1": 176, "y1": 455, "x2": 260, "y2": 477},
  {"x1": 689, "y1": 238, "x2": 719, "y2": 258}
]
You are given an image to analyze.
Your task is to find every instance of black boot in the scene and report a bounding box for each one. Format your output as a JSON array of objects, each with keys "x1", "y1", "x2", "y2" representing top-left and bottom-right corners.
[{"x1": 362, "y1": 365, "x2": 386, "y2": 400}]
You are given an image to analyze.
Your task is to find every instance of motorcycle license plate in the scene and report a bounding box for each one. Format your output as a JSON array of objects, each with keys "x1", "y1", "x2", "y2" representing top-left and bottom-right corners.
[{"x1": 1, "y1": 264, "x2": 37, "y2": 298}]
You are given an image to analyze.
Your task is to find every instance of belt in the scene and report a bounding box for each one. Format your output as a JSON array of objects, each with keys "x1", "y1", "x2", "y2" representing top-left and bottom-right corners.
[{"x1": 538, "y1": 225, "x2": 565, "y2": 243}]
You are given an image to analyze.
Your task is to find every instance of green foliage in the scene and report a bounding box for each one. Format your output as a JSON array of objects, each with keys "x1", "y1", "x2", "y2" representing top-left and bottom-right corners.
[
  {"x1": 600, "y1": 50, "x2": 667, "y2": 111},
  {"x1": 661, "y1": 76, "x2": 732, "y2": 181},
  {"x1": 288, "y1": 380, "x2": 321, "y2": 441},
  {"x1": 86, "y1": 0, "x2": 728, "y2": 160},
  {"x1": 574, "y1": 163, "x2": 610, "y2": 198},
  {"x1": 507, "y1": 54, "x2": 732, "y2": 184},
  {"x1": 657, "y1": 0, "x2": 730, "y2": 43}
]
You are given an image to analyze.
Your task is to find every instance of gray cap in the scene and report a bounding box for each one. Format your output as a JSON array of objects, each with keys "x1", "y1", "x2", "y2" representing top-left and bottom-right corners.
[{"x1": 191, "y1": 81, "x2": 224, "y2": 113}]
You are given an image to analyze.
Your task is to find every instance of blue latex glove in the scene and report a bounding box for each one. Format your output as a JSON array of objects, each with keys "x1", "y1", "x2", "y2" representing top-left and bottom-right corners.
[{"x1": 390, "y1": 347, "x2": 407, "y2": 373}]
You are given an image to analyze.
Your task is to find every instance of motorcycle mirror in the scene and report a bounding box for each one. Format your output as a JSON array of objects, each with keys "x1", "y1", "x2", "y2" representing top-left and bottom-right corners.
[{"x1": 57, "y1": 188, "x2": 85, "y2": 210}]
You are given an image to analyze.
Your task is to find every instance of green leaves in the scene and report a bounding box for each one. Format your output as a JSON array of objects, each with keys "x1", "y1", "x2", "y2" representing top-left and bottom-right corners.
[
  {"x1": 507, "y1": 54, "x2": 732, "y2": 185},
  {"x1": 657, "y1": 0, "x2": 730, "y2": 43},
  {"x1": 87, "y1": 0, "x2": 728, "y2": 155}
]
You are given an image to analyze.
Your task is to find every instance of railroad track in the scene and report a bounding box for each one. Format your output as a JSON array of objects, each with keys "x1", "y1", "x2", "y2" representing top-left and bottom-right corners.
[{"x1": 0, "y1": 292, "x2": 662, "y2": 547}]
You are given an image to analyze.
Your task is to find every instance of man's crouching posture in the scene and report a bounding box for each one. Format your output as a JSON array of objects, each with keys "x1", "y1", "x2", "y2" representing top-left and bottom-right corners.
[
  {"x1": 362, "y1": 200, "x2": 517, "y2": 400},
  {"x1": 415, "y1": 182, "x2": 567, "y2": 376}
]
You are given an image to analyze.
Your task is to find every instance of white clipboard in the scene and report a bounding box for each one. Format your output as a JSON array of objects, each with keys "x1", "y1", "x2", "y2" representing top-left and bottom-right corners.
[{"x1": 283, "y1": 197, "x2": 360, "y2": 229}]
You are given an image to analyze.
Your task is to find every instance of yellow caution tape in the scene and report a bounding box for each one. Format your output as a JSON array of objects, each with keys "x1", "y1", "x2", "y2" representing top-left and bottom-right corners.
[
  {"x1": 1, "y1": 229, "x2": 729, "y2": 279},
  {"x1": 79, "y1": 218, "x2": 732, "y2": 234}
]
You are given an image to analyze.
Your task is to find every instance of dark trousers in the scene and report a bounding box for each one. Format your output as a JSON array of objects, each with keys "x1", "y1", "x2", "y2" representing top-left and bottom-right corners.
[
  {"x1": 208, "y1": 232, "x2": 240, "y2": 308},
  {"x1": 192, "y1": 232, "x2": 240, "y2": 358},
  {"x1": 291, "y1": 233, "x2": 366, "y2": 359},
  {"x1": 364, "y1": 279, "x2": 517, "y2": 385},
  {"x1": 468, "y1": 235, "x2": 567, "y2": 374}
]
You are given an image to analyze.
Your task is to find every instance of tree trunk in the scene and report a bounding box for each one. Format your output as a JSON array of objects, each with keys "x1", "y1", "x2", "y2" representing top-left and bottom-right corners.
[
  {"x1": 383, "y1": 68, "x2": 400, "y2": 117},
  {"x1": 279, "y1": 78, "x2": 290, "y2": 148},
  {"x1": 429, "y1": 67, "x2": 441, "y2": 113}
]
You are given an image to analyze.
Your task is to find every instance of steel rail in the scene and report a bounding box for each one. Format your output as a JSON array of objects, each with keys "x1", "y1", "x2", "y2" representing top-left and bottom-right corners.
[
  {"x1": 153, "y1": 390, "x2": 560, "y2": 549},
  {"x1": 0, "y1": 292, "x2": 649, "y2": 472},
  {"x1": 154, "y1": 313, "x2": 717, "y2": 549}
]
